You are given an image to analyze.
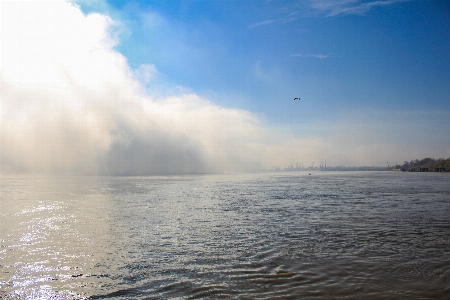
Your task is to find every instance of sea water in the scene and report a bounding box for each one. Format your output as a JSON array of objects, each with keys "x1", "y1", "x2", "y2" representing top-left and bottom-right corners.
[{"x1": 1, "y1": 172, "x2": 449, "y2": 299}]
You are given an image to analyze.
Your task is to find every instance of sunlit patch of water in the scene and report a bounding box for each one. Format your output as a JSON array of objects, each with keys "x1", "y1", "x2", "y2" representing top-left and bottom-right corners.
[{"x1": 1, "y1": 173, "x2": 450, "y2": 299}]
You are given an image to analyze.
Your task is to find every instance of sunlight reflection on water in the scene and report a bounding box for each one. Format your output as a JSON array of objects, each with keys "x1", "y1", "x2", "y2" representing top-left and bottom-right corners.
[{"x1": 1, "y1": 173, "x2": 450, "y2": 299}]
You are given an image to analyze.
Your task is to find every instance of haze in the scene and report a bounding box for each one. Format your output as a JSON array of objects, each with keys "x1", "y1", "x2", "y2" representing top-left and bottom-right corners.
[{"x1": 1, "y1": 0, "x2": 449, "y2": 175}]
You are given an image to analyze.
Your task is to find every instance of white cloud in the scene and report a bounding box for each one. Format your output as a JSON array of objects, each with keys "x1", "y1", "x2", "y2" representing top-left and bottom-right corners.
[
  {"x1": 249, "y1": 19, "x2": 276, "y2": 28},
  {"x1": 1, "y1": 0, "x2": 440, "y2": 175},
  {"x1": 308, "y1": 0, "x2": 408, "y2": 17},
  {"x1": 139, "y1": 11, "x2": 167, "y2": 30},
  {"x1": 133, "y1": 64, "x2": 159, "y2": 85},
  {"x1": 251, "y1": 60, "x2": 285, "y2": 84},
  {"x1": 290, "y1": 53, "x2": 332, "y2": 58},
  {"x1": 0, "y1": 0, "x2": 302, "y2": 175},
  {"x1": 249, "y1": 10, "x2": 300, "y2": 28},
  {"x1": 250, "y1": 0, "x2": 406, "y2": 28}
]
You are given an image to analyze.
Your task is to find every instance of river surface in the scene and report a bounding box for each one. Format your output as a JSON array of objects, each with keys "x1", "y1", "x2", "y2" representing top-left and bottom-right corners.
[{"x1": 1, "y1": 172, "x2": 450, "y2": 299}]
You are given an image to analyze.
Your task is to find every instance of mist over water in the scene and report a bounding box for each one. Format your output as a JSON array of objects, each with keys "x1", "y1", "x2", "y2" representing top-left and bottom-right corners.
[
  {"x1": 1, "y1": 172, "x2": 449, "y2": 299},
  {"x1": 3, "y1": 0, "x2": 439, "y2": 176},
  {"x1": 1, "y1": 36, "x2": 266, "y2": 175},
  {"x1": 0, "y1": 0, "x2": 312, "y2": 176}
]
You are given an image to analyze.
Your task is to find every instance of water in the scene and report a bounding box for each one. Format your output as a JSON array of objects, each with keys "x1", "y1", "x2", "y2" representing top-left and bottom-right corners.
[{"x1": 1, "y1": 172, "x2": 449, "y2": 299}]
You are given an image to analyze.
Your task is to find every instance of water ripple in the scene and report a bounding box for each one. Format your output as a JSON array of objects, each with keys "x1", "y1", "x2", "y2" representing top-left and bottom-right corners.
[{"x1": 1, "y1": 173, "x2": 449, "y2": 299}]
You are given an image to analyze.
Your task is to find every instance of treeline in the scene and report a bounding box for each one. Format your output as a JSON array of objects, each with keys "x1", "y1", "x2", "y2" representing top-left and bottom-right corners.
[{"x1": 390, "y1": 157, "x2": 450, "y2": 171}]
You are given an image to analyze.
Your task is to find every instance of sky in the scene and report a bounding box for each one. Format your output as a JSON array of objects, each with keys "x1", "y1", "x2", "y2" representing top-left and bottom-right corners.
[{"x1": 1, "y1": 0, "x2": 449, "y2": 175}]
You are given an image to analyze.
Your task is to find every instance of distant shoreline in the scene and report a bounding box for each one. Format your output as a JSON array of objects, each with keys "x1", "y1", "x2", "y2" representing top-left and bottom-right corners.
[
  {"x1": 385, "y1": 157, "x2": 449, "y2": 172},
  {"x1": 269, "y1": 157, "x2": 450, "y2": 173}
]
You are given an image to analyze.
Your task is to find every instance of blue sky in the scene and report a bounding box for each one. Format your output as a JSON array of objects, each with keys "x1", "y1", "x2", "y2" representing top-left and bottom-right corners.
[
  {"x1": 1, "y1": 0, "x2": 449, "y2": 174},
  {"x1": 77, "y1": 1, "x2": 450, "y2": 132},
  {"x1": 77, "y1": 0, "x2": 450, "y2": 118}
]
